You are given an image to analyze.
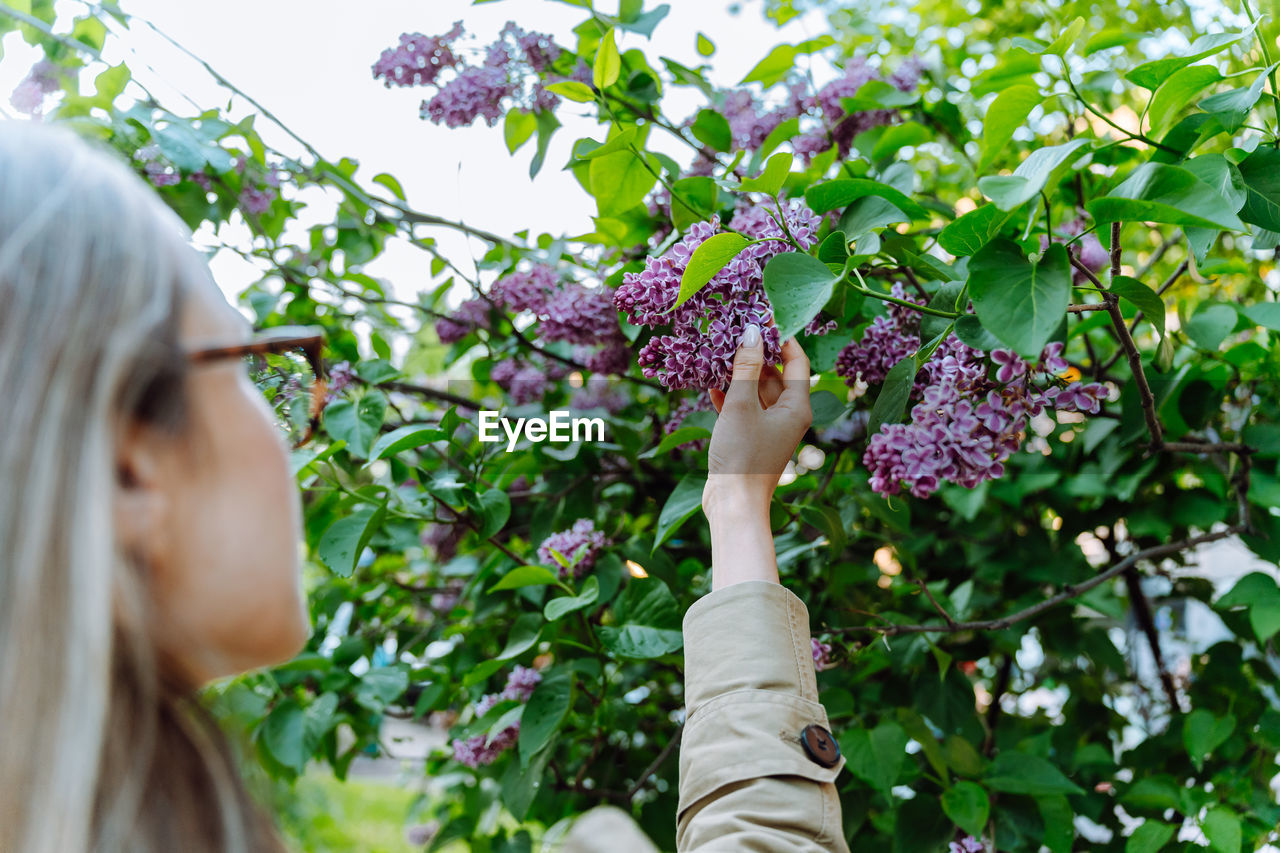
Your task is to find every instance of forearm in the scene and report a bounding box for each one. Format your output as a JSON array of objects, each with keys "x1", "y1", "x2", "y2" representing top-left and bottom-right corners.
[{"x1": 704, "y1": 483, "x2": 779, "y2": 590}]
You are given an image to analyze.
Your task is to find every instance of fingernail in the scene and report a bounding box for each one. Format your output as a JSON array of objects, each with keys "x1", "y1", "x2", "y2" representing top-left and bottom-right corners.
[{"x1": 741, "y1": 323, "x2": 761, "y2": 348}]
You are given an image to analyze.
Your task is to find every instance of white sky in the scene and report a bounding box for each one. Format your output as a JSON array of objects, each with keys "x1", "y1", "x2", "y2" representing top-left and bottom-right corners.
[{"x1": 1, "y1": 0, "x2": 830, "y2": 305}]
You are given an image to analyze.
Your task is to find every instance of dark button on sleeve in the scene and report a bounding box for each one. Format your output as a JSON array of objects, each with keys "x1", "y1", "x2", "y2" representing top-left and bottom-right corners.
[{"x1": 800, "y1": 724, "x2": 840, "y2": 768}]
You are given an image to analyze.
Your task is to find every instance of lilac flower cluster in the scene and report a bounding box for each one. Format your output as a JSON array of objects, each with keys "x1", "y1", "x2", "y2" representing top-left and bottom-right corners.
[
  {"x1": 10, "y1": 60, "x2": 59, "y2": 116},
  {"x1": 490, "y1": 357, "x2": 551, "y2": 405},
  {"x1": 804, "y1": 316, "x2": 838, "y2": 336},
  {"x1": 372, "y1": 22, "x2": 464, "y2": 88},
  {"x1": 326, "y1": 361, "x2": 356, "y2": 403},
  {"x1": 1041, "y1": 215, "x2": 1109, "y2": 285},
  {"x1": 854, "y1": 331, "x2": 1107, "y2": 499},
  {"x1": 374, "y1": 21, "x2": 567, "y2": 129},
  {"x1": 436, "y1": 297, "x2": 493, "y2": 344},
  {"x1": 793, "y1": 56, "x2": 921, "y2": 162},
  {"x1": 950, "y1": 837, "x2": 985, "y2": 853},
  {"x1": 719, "y1": 79, "x2": 809, "y2": 150},
  {"x1": 133, "y1": 143, "x2": 181, "y2": 188},
  {"x1": 571, "y1": 379, "x2": 630, "y2": 414},
  {"x1": 421, "y1": 505, "x2": 463, "y2": 564},
  {"x1": 614, "y1": 200, "x2": 822, "y2": 390},
  {"x1": 450, "y1": 665, "x2": 543, "y2": 768},
  {"x1": 835, "y1": 285, "x2": 926, "y2": 386},
  {"x1": 538, "y1": 519, "x2": 611, "y2": 579},
  {"x1": 811, "y1": 638, "x2": 835, "y2": 671}
]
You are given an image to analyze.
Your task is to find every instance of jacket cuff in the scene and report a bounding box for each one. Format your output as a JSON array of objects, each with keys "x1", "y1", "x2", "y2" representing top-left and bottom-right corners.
[{"x1": 682, "y1": 580, "x2": 820, "y2": 711}]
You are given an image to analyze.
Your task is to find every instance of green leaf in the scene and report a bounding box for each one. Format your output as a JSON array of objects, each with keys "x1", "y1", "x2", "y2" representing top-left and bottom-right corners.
[
  {"x1": 868, "y1": 355, "x2": 917, "y2": 435},
  {"x1": 1109, "y1": 276, "x2": 1165, "y2": 339},
  {"x1": 489, "y1": 565, "x2": 562, "y2": 592},
  {"x1": 354, "y1": 666, "x2": 408, "y2": 712},
  {"x1": 1038, "y1": 795, "x2": 1074, "y2": 853},
  {"x1": 1184, "y1": 302, "x2": 1238, "y2": 350},
  {"x1": 941, "y1": 781, "x2": 990, "y2": 838},
  {"x1": 518, "y1": 669, "x2": 572, "y2": 766},
  {"x1": 696, "y1": 32, "x2": 715, "y2": 56},
  {"x1": 581, "y1": 125, "x2": 641, "y2": 160},
  {"x1": 504, "y1": 110, "x2": 537, "y2": 154},
  {"x1": 1202, "y1": 806, "x2": 1242, "y2": 853},
  {"x1": 544, "y1": 576, "x2": 600, "y2": 621},
  {"x1": 690, "y1": 109, "x2": 732, "y2": 152},
  {"x1": 595, "y1": 577, "x2": 684, "y2": 658},
  {"x1": 759, "y1": 116, "x2": 801, "y2": 160},
  {"x1": 939, "y1": 204, "x2": 1015, "y2": 256},
  {"x1": 593, "y1": 28, "x2": 621, "y2": 89},
  {"x1": 323, "y1": 393, "x2": 387, "y2": 459},
  {"x1": 673, "y1": 232, "x2": 751, "y2": 309},
  {"x1": 1126, "y1": 821, "x2": 1177, "y2": 853},
  {"x1": 762, "y1": 252, "x2": 840, "y2": 342},
  {"x1": 1088, "y1": 162, "x2": 1245, "y2": 232},
  {"x1": 589, "y1": 147, "x2": 659, "y2": 217},
  {"x1": 529, "y1": 111, "x2": 561, "y2": 178},
  {"x1": 1243, "y1": 302, "x2": 1280, "y2": 330},
  {"x1": 1045, "y1": 16, "x2": 1085, "y2": 55},
  {"x1": 844, "y1": 721, "x2": 908, "y2": 793},
  {"x1": 260, "y1": 699, "x2": 308, "y2": 774},
  {"x1": 1126, "y1": 22, "x2": 1259, "y2": 90},
  {"x1": 978, "y1": 138, "x2": 1091, "y2": 211},
  {"x1": 91, "y1": 63, "x2": 130, "y2": 109},
  {"x1": 364, "y1": 425, "x2": 444, "y2": 466},
  {"x1": 968, "y1": 239, "x2": 1071, "y2": 358},
  {"x1": 501, "y1": 737, "x2": 554, "y2": 820},
  {"x1": 1235, "y1": 147, "x2": 1280, "y2": 232},
  {"x1": 1183, "y1": 709, "x2": 1235, "y2": 771},
  {"x1": 670, "y1": 176, "x2": 719, "y2": 230},
  {"x1": 639, "y1": 425, "x2": 712, "y2": 458},
  {"x1": 1149, "y1": 65, "x2": 1222, "y2": 135},
  {"x1": 980, "y1": 84, "x2": 1041, "y2": 170},
  {"x1": 804, "y1": 179, "x2": 928, "y2": 220},
  {"x1": 1199, "y1": 64, "x2": 1275, "y2": 133},
  {"x1": 1252, "y1": 602, "x2": 1280, "y2": 641},
  {"x1": 985, "y1": 752, "x2": 1084, "y2": 796},
  {"x1": 545, "y1": 80, "x2": 595, "y2": 102},
  {"x1": 741, "y1": 152, "x2": 793, "y2": 195},
  {"x1": 1216, "y1": 571, "x2": 1280, "y2": 608},
  {"x1": 1184, "y1": 154, "x2": 1247, "y2": 211},
  {"x1": 497, "y1": 613, "x2": 544, "y2": 661},
  {"x1": 474, "y1": 489, "x2": 511, "y2": 539},
  {"x1": 317, "y1": 504, "x2": 385, "y2": 578},
  {"x1": 652, "y1": 471, "x2": 707, "y2": 550},
  {"x1": 739, "y1": 37, "x2": 834, "y2": 86}
]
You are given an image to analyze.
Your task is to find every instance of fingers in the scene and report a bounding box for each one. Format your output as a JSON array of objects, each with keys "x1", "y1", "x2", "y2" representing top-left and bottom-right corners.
[
  {"x1": 723, "y1": 323, "x2": 764, "y2": 411},
  {"x1": 759, "y1": 363, "x2": 784, "y2": 408},
  {"x1": 776, "y1": 336, "x2": 813, "y2": 419}
]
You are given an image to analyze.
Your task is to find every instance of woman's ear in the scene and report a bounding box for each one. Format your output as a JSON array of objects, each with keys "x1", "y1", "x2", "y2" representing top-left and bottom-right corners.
[{"x1": 113, "y1": 421, "x2": 171, "y2": 569}]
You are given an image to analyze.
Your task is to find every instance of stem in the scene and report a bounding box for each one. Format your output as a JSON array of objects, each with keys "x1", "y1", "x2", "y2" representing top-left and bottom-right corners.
[
  {"x1": 1242, "y1": 0, "x2": 1280, "y2": 139},
  {"x1": 1059, "y1": 58, "x2": 1181, "y2": 155},
  {"x1": 849, "y1": 267, "x2": 958, "y2": 319}
]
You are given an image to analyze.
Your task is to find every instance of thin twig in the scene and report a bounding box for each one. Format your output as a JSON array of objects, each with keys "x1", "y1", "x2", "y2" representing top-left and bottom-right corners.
[
  {"x1": 913, "y1": 578, "x2": 957, "y2": 628},
  {"x1": 627, "y1": 726, "x2": 683, "y2": 800},
  {"x1": 831, "y1": 526, "x2": 1246, "y2": 636}
]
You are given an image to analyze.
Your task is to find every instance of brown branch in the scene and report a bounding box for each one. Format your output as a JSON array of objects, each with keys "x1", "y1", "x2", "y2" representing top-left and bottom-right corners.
[
  {"x1": 1067, "y1": 302, "x2": 1109, "y2": 313},
  {"x1": 982, "y1": 655, "x2": 1013, "y2": 757},
  {"x1": 1123, "y1": 563, "x2": 1182, "y2": 712},
  {"x1": 901, "y1": 266, "x2": 928, "y2": 300},
  {"x1": 832, "y1": 526, "x2": 1246, "y2": 636},
  {"x1": 1161, "y1": 441, "x2": 1255, "y2": 455},
  {"x1": 627, "y1": 726, "x2": 684, "y2": 800},
  {"x1": 1135, "y1": 232, "x2": 1181, "y2": 280},
  {"x1": 913, "y1": 578, "x2": 957, "y2": 628},
  {"x1": 1103, "y1": 279, "x2": 1163, "y2": 449},
  {"x1": 1069, "y1": 253, "x2": 1105, "y2": 290}
]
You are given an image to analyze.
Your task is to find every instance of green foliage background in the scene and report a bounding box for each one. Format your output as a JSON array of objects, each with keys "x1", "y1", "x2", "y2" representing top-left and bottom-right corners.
[{"x1": 9, "y1": 0, "x2": 1280, "y2": 849}]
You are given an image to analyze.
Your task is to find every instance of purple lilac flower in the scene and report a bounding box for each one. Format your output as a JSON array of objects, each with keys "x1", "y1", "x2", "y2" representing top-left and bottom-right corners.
[
  {"x1": 571, "y1": 380, "x2": 629, "y2": 414},
  {"x1": 614, "y1": 200, "x2": 821, "y2": 390},
  {"x1": 489, "y1": 357, "x2": 550, "y2": 405},
  {"x1": 538, "y1": 519, "x2": 611, "y2": 579},
  {"x1": 421, "y1": 65, "x2": 515, "y2": 128},
  {"x1": 950, "y1": 837, "x2": 985, "y2": 853},
  {"x1": 239, "y1": 185, "x2": 276, "y2": 216},
  {"x1": 812, "y1": 638, "x2": 835, "y2": 671},
  {"x1": 790, "y1": 55, "x2": 920, "y2": 162},
  {"x1": 581, "y1": 338, "x2": 631, "y2": 376},
  {"x1": 326, "y1": 361, "x2": 356, "y2": 402},
  {"x1": 449, "y1": 666, "x2": 544, "y2": 768},
  {"x1": 540, "y1": 284, "x2": 621, "y2": 346},
  {"x1": 804, "y1": 316, "x2": 838, "y2": 336},
  {"x1": 859, "y1": 326, "x2": 1108, "y2": 499},
  {"x1": 835, "y1": 284, "x2": 926, "y2": 386},
  {"x1": 405, "y1": 822, "x2": 440, "y2": 846},
  {"x1": 190, "y1": 171, "x2": 213, "y2": 191},
  {"x1": 10, "y1": 60, "x2": 59, "y2": 115},
  {"x1": 373, "y1": 23, "x2": 464, "y2": 88},
  {"x1": 1041, "y1": 216, "x2": 1109, "y2": 285},
  {"x1": 436, "y1": 297, "x2": 492, "y2": 344}
]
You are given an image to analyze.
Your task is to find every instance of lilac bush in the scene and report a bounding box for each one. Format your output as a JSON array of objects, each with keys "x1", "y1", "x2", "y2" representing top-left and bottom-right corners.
[{"x1": 538, "y1": 519, "x2": 611, "y2": 579}]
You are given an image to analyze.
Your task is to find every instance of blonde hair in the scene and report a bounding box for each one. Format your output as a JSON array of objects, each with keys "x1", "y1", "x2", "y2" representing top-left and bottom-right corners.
[{"x1": 0, "y1": 121, "x2": 284, "y2": 852}]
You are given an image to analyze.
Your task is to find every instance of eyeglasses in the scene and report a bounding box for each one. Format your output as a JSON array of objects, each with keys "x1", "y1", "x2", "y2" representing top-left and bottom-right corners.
[{"x1": 185, "y1": 326, "x2": 329, "y2": 449}]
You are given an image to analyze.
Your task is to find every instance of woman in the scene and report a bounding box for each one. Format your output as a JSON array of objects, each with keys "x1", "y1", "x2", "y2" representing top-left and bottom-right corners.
[{"x1": 0, "y1": 121, "x2": 846, "y2": 852}]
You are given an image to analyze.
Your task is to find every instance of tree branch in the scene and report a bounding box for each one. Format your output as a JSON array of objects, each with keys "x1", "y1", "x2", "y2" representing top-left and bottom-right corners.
[
  {"x1": 627, "y1": 725, "x2": 683, "y2": 800},
  {"x1": 832, "y1": 526, "x2": 1246, "y2": 636}
]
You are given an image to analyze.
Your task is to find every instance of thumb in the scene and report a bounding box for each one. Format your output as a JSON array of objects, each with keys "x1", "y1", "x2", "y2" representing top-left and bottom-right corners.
[{"x1": 724, "y1": 323, "x2": 764, "y2": 409}]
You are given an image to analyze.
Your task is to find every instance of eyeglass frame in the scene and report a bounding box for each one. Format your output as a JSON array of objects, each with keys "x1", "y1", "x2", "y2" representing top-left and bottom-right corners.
[{"x1": 184, "y1": 327, "x2": 329, "y2": 448}]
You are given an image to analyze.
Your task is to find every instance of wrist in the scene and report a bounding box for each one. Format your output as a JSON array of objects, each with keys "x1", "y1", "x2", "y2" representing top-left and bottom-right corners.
[{"x1": 702, "y1": 477, "x2": 771, "y2": 526}]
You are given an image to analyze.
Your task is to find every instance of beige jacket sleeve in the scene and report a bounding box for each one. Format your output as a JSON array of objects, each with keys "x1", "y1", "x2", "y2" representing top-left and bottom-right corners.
[{"x1": 676, "y1": 580, "x2": 850, "y2": 852}]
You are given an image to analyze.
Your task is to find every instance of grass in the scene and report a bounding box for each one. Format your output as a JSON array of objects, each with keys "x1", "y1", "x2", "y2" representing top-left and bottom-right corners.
[{"x1": 278, "y1": 770, "x2": 422, "y2": 853}]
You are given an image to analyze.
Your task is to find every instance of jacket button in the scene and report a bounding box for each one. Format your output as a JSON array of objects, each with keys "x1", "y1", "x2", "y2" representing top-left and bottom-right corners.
[{"x1": 799, "y1": 724, "x2": 840, "y2": 767}]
